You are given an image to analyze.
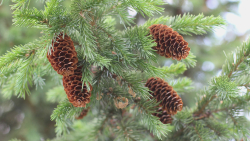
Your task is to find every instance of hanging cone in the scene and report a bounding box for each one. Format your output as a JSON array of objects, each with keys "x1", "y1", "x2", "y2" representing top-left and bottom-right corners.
[
  {"x1": 152, "y1": 107, "x2": 173, "y2": 124},
  {"x1": 63, "y1": 66, "x2": 92, "y2": 107},
  {"x1": 47, "y1": 33, "x2": 78, "y2": 76},
  {"x1": 76, "y1": 108, "x2": 90, "y2": 119},
  {"x1": 145, "y1": 77, "x2": 183, "y2": 115},
  {"x1": 149, "y1": 24, "x2": 190, "y2": 61}
]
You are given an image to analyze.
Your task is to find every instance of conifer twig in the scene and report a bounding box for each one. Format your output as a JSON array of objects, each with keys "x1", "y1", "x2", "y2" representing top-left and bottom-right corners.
[
  {"x1": 229, "y1": 114, "x2": 237, "y2": 125},
  {"x1": 227, "y1": 58, "x2": 244, "y2": 78},
  {"x1": 195, "y1": 95, "x2": 216, "y2": 115},
  {"x1": 99, "y1": 116, "x2": 109, "y2": 134},
  {"x1": 194, "y1": 126, "x2": 203, "y2": 141},
  {"x1": 195, "y1": 50, "x2": 249, "y2": 116}
]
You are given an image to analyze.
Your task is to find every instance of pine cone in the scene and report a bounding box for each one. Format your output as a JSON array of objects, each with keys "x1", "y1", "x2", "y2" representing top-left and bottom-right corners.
[
  {"x1": 145, "y1": 77, "x2": 183, "y2": 115},
  {"x1": 149, "y1": 24, "x2": 190, "y2": 61},
  {"x1": 152, "y1": 107, "x2": 173, "y2": 124},
  {"x1": 76, "y1": 108, "x2": 89, "y2": 119},
  {"x1": 63, "y1": 66, "x2": 92, "y2": 107},
  {"x1": 47, "y1": 33, "x2": 78, "y2": 76}
]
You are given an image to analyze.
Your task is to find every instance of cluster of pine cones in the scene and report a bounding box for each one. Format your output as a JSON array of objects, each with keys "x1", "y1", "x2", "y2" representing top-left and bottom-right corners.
[
  {"x1": 47, "y1": 24, "x2": 187, "y2": 121},
  {"x1": 47, "y1": 33, "x2": 92, "y2": 107},
  {"x1": 145, "y1": 24, "x2": 187, "y2": 124}
]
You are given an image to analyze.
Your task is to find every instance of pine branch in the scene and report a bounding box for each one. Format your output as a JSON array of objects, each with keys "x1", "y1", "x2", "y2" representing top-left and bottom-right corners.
[
  {"x1": 1, "y1": 55, "x2": 34, "y2": 99},
  {"x1": 169, "y1": 39, "x2": 250, "y2": 141},
  {"x1": 194, "y1": 126, "x2": 203, "y2": 141},
  {"x1": 195, "y1": 39, "x2": 250, "y2": 115},
  {"x1": 196, "y1": 95, "x2": 250, "y2": 120},
  {"x1": 123, "y1": 0, "x2": 165, "y2": 17},
  {"x1": 210, "y1": 76, "x2": 238, "y2": 100},
  {"x1": 11, "y1": 0, "x2": 30, "y2": 11},
  {"x1": 51, "y1": 101, "x2": 84, "y2": 136},
  {"x1": 171, "y1": 13, "x2": 226, "y2": 36},
  {"x1": 143, "y1": 14, "x2": 225, "y2": 36},
  {"x1": 180, "y1": 51, "x2": 197, "y2": 68},
  {"x1": 188, "y1": 121, "x2": 212, "y2": 141},
  {"x1": 98, "y1": 115, "x2": 109, "y2": 134},
  {"x1": 114, "y1": 117, "x2": 146, "y2": 141},
  {"x1": 135, "y1": 99, "x2": 170, "y2": 139},
  {"x1": 160, "y1": 62, "x2": 187, "y2": 76},
  {"x1": 0, "y1": 37, "x2": 49, "y2": 70},
  {"x1": 170, "y1": 77, "x2": 193, "y2": 94},
  {"x1": 143, "y1": 16, "x2": 171, "y2": 28},
  {"x1": 12, "y1": 8, "x2": 45, "y2": 28},
  {"x1": 123, "y1": 26, "x2": 157, "y2": 61},
  {"x1": 222, "y1": 40, "x2": 250, "y2": 77},
  {"x1": 195, "y1": 94, "x2": 216, "y2": 116},
  {"x1": 204, "y1": 120, "x2": 229, "y2": 138},
  {"x1": 46, "y1": 86, "x2": 66, "y2": 103}
]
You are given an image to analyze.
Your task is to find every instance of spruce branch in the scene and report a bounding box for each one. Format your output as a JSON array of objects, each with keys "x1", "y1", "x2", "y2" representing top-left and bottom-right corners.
[
  {"x1": 204, "y1": 120, "x2": 229, "y2": 137},
  {"x1": 98, "y1": 115, "x2": 109, "y2": 134},
  {"x1": 46, "y1": 86, "x2": 66, "y2": 103},
  {"x1": 170, "y1": 77, "x2": 193, "y2": 94},
  {"x1": 195, "y1": 39, "x2": 250, "y2": 115},
  {"x1": 169, "y1": 39, "x2": 250, "y2": 140},
  {"x1": 12, "y1": 7, "x2": 45, "y2": 28},
  {"x1": 194, "y1": 95, "x2": 250, "y2": 121},
  {"x1": 195, "y1": 94, "x2": 216, "y2": 116},
  {"x1": 143, "y1": 16, "x2": 171, "y2": 28},
  {"x1": 113, "y1": 115, "x2": 146, "y2": 141},
  {"x1": 143, "y1": 14, "x2": 225, "y2": 36},
  {"x1": 123, "y1": 0, "x2": 165, "y2": 17},
  {"x1": 222, "y1": 40, "x2": 250, "y2": 77},
  {"x1": 160, "y1": 62, "x2": 187, "y2": 76},
  {"x1": 170, "y1": 13, "x2": 226, "y2": 36},
  {"x1": 0, "y1": 37, "x2": 49, "y2": 70},
  {"x1": 194, "y1": 126, "x2": 203, "y2": 141},
  {"x1": 134, "y1": 99, "x2": 170, "y2": 139},
  {"x1": 180, "y1": 51, "x2": 197, "y2": 68},
  {"x1": 227, "y1": 59, "x2": 243, "y2": 78},
  {"x1": 1, "y1": 54, "x2": 34, "y2": 99},
  {"x1": 123, "y1": 26, "x2": 157, "y2": 61},
  {"x1": 51, "y1": 101, "x2": 84, "y2": 136}
]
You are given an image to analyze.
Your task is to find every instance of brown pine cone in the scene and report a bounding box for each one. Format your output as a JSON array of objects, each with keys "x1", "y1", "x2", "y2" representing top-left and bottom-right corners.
[
  {"x1": 149, "y1": 24, "x2": 190, "y2": 61},
  {"x1": 152, "y1": 107, "x2": 173, "y2": 124},
  {"x1": 47, "y1": 33, "x2": 78, "y2": 76},
  {"x1": 76, "y1": 108, "x2": 90, "y2": 119},
  {"x1": 63, "y1": 66, "x2": 92, "y2": 107},
  {"x1": 145, "y1": 77, "x2": 183, "y2": 115}
]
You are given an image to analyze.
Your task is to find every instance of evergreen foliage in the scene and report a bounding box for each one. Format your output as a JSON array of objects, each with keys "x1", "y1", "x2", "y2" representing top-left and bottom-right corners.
[{"x1": 1, "y1": 0, "x2": 249, "y2": 141}]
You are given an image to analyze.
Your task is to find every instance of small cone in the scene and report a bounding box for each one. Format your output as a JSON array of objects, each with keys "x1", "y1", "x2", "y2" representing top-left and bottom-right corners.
[
  {"x1": 145, "y1": 77, "x2": 183, "y2": 115},
  {"x1": 152, "y1": 107, "x2": 173, "y2": 124},
  {"x1": 149, "y1": 24, "x2": 190, "y2": 61},
  {"x1": 76, "y1": 108, "x2": 90, "y2": 119},
  {"x1": 63, "y1": 66, "x2": 92, "y2": 107},
  {"x1": 47, "y1": 33, "x2": 78, "y2": 76}
]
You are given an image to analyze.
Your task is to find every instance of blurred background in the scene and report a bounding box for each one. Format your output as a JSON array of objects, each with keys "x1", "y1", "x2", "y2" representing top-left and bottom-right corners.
[{"x1": 0, "y1": 0, "x2": 249, "y2": 140}]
